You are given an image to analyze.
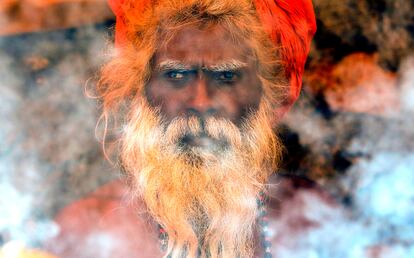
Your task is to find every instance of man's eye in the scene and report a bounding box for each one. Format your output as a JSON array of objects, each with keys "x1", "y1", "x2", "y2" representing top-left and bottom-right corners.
[
  {"x1": 165, "y1": 71, "x2": 186, "y2": 80},
  {"x1": 215, "y1": 71, "x2": 238, "y2": 82}
]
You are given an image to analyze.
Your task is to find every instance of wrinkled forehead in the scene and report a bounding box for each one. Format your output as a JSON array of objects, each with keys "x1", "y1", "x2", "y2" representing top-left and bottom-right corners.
[{"x1": 153, "y1": 24, "x2": 256, "y2": 69}]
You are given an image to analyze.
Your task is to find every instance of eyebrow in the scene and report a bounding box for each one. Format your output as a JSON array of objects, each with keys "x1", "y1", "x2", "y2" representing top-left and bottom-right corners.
[
  {"x1": 207, "y1": 59, "x2": 248, "y2": 72},
  {"x1": 157, "y1": 59, "x2": 248, "y2": 72},
  {"x1": 157, "y1": 60, "x2": 191, "y2": 71}
]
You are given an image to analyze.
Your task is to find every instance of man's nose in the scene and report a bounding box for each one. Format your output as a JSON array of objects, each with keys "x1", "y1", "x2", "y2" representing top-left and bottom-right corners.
[{"x1": 186, "y1": 78, "x2": 216, "y2": 116}]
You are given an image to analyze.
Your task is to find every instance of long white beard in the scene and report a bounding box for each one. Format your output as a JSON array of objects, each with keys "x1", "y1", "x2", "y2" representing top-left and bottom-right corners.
[{"x1": 120, "y1": 100, "x2": 281, "y2": 258}]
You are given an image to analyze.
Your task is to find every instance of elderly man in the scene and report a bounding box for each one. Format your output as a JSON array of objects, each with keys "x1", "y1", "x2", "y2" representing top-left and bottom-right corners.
[{"x1": 48, "y1": 0, "x2": 316, "y2": 257}]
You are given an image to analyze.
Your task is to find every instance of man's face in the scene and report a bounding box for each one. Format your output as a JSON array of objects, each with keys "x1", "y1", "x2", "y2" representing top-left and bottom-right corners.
[{"x1": 145, "y1": 24, "x2": 263, "y2": 128}]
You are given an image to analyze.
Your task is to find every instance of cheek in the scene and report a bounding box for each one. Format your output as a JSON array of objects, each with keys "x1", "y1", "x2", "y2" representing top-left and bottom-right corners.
[
  {"x1": 145, "y1": 81, "x2": 190, "y2": 119},
  {"x1": 243, "y1": 74, "x2": 263, "y2": 105},
  {"x1": 237, "y1": 86, "x2": 262, "y2": 111},
  {"x1": 213, "y1": 91, "x2": 260, "y2": 123},
  {"x1": 214, "y1": 94, "x2": 240, "y2": 118},
  {"x1": 227, "y1": 77, "x2": 263, "y2": 119}
]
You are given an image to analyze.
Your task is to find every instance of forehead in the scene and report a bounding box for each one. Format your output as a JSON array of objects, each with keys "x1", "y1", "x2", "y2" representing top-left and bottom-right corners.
[{"x1": 154, "y1": 24, "x2": 254, "y2": 67}]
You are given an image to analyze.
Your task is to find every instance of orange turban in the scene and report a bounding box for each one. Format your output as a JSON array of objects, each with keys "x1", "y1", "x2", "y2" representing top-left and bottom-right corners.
[{"x1": 107, "y1": 0, "x2": 316, "y2": 110}]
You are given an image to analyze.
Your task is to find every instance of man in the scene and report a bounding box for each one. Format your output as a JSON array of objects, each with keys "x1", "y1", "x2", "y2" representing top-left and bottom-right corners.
[{"x1": 48, "y1": 0, "x2": 316, "y2": 257}]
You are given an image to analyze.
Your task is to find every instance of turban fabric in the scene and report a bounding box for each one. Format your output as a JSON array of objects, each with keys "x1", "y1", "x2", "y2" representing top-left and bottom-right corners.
[{"x1": 107, "y1": 0, "x2": 316, "y2": 110}]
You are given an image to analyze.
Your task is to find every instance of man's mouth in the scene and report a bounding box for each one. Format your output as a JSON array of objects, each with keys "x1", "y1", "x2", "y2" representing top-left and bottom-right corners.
[{"x1": 178, "y1": 133, "x2": 228, "y2": 151}]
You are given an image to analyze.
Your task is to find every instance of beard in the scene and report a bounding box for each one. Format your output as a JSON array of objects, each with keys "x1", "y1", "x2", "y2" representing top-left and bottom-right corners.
[{"x1": 120, "y1": 99, "x2": 282, "y2": 258}]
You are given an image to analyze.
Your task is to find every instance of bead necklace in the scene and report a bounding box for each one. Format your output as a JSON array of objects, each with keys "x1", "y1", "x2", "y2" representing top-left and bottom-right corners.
[
  {"x1": 258, "y1": 191, "x2": 273, "y2": 258},
  {"x1": 158, "y1": 192, "x2": 273, "y2": 258}
]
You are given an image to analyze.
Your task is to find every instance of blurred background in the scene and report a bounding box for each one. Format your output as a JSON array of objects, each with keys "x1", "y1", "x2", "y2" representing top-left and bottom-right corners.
[{"x1": 0, "y1": 0, "x2": 413, "y2": 257}]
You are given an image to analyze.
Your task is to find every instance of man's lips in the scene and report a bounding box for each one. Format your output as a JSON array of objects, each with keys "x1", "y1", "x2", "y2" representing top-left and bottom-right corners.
[
  {"x1": 179, "y1": 133, "x2": 213, "y2": 148},
  {"x1": 178, "y1": 133, "x2": 228, "y2": 150}
]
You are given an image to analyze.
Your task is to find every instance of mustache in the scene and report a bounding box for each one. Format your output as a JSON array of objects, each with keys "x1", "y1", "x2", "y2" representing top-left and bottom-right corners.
[{"x1": 163, "y1": 115, "x2": 243, "y2": 150}]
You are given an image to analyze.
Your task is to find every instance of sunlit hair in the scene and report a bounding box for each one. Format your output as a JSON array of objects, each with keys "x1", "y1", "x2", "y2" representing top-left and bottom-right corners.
[
  {"x1": 95, "y1": 0, "x2": 288, "y2": 257},
  {"x1": 120, "y1": 98, "x2": 282, "y2": 258}
]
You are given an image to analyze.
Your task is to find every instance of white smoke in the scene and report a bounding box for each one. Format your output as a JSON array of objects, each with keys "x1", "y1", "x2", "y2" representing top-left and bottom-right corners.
[
  {"x1": 0, "y1": 22, "x2": 115, "y2": 251},
  {"x1": 277, "y1": 55, "x2": 414, "y2": 258},
  {"x1": 269, "y1": 153, "x2": 414, "y2": 258},
  {"x1": 0, "y1": 52, "x2": 59, "y2": 246},
  {"x1": 400, "y1": 57, "x2": 414, "y2": 113}
]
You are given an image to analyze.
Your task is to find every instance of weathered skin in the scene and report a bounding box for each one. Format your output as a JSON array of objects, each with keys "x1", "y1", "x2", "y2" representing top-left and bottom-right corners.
[{"x1": 146, "y1": 24, "x2": 263, "y2": 126}]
